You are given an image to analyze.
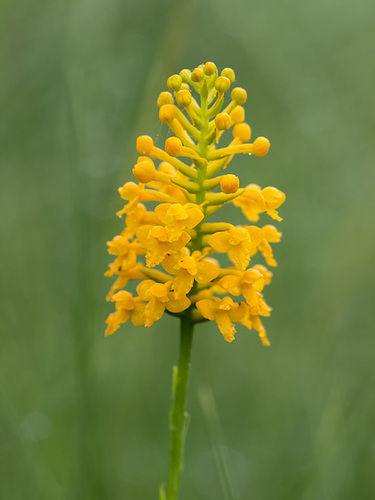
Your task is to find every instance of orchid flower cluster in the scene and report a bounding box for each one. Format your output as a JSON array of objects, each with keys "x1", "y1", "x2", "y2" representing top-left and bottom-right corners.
[{"x1": 105, "y1": 62, "x2": 285, "y2": 345}]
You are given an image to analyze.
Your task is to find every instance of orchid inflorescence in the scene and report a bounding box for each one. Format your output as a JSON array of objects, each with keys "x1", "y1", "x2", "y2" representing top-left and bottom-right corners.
[{"x1": 105, "y1": 62, "x2": 285, "y2": 345}]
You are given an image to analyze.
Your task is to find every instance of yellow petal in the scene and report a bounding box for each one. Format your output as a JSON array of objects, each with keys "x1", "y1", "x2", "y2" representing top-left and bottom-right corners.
[
  {"x1": 262, "y1": 225, "x2": 282, "y2": 243},
  {"x1": 242, "y1": 285, "x2": 261, "y2": 308},
  {"x1": 173, "y1": 270, "x2": 194, "y2": 299},
  {"x1": 130, "y1": 303, "x2": 146, "y2": 326},
  {"x1": 259, "y1": 241, "x2": 277, "y2": 267},
  {"x1": 251, "y1": 315, "x2": 270, "y2": 346},
  {"x1": 105, "y1": 309, "x2": 130, "y2": 336},
  {"x1": 195, "y1": 299, "x2": 218, "y2": 321},
  {"x1": 228, "y1": 242, "x2": 250, "y2": 270},
  {"x1": 154, "y1": 203, "x2": 170, "y2": 224},
  {"x1": 145, "y1": 298, "x2": 165, "y2": 326},
  {"x1": 149, "y1": 282, "x2": 170, "y2": 302},
  {"x1": 175, "y1": 256, "x2": 197, "y2": 275},
  {"x1": 215, "y1": 311, "x2": 236, "y2": 342},
  {"x1": 185, "y1": 205, "x2": 204, "y2": 228},
  {"x1": 166, "y1": 294, "x2": 191, "y2": 313},
  {"x1": 195, "y1": 261, "x2": 220, "y2": 283},
  {"x1": 207, "y1": 231, "x2": 230, "y2": 253},
  {"x1": 242, "y1": 268, "x2": 264, "y2": 291},
  {"x1": 218, "y1": 274, "x2": 242, "y2": 295},
  {"x1": 253, "y1": 264, "x2": 273, "y2": 284},
  {"x1": 112, "y1": 290, "x2": 135, "y2": 309},
  {"x1": 162, "y1": 254, "x2": 180, "y2": 275},
  {"x1": 136, "y1": 280, "x2": 155, "y2": 300},
  {"x1": 247, "y1": 226, "x2": 263, "y2": 247},
  {"x1": 230, "y1": 302, "x2": 250, "y2": 327},
  {"x1": 218, "y1": 296, "x2": 237, "y2": 311}
]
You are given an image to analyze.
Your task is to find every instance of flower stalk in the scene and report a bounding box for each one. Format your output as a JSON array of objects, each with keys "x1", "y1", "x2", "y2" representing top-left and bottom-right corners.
[{"x1": 166, "y1": 312, "x2": 194, "y2": 500}]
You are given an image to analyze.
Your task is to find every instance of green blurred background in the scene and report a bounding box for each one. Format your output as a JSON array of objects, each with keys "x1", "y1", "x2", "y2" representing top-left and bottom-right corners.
[{"x1": 1, "y1": 0, "x2": 375, "y2": 498}]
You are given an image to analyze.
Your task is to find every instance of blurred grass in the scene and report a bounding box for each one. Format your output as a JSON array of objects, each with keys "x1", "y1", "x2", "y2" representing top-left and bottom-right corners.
[{"x1": 1, "y1": 0, "x2": 375, "y2": 498}]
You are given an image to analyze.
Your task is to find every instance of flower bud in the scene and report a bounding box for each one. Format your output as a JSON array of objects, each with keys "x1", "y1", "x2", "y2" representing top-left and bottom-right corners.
[
  {"x1": 175, "y1": 89, "x2": 192, "y2": 107},
  {"x1": 136, "y1": 135, "x2": 154, "y2": 155},
  {"x1": 252, "y1": 137, "x2": 270, "y2": 157},
  {"x1": 233, "y1": 123, "x2": 251, "y2": 142},
  {"x1": 231, "y1": 87, "x2": 247, "y2": 104},
  {"x1": 204, "y1": 62, "x2": 217, "y2": 76},
  {"x1": 167, "y1": 74, "x2": 182, "y2": 91},
  {"x1": 133, "y1": 159, "x2": 156, "y2": 183},
  {"x1": 159, "y1": 104, "x2": 177, "y2": 123},
  {"x1": 157, "y1": 91, "x2": 174, "y2": 107},
  {"x1": 230, "y1": 106, "x2": 245, "y2": 124},
  {"x1": 191, "y1": 67, "x2": 204, "y2": 82},
  {"x1": 215, "y1": 112, "x2": 231, "y2": 131},
  {"x1": 158, "y1": 161, "x2": 175, "y2": 175},
  {"x1": 221, "y1": 68, "x2": 235, "y2": 83},
  {"x1": 215, "y1": 76, "x2": 231, "y2": 93},
  {"x1": 165, "y1": 137, "x2": 183, "y2": 157},
  {"x1": 179, "y1": 69, "x2": 191, "y2": 82},
  {"x1": 220, "y1": 174, "x2": 240, "y2": 194}
]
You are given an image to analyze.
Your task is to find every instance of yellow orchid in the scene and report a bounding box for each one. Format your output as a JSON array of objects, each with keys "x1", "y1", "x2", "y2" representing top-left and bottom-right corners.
[
  {"x1": 105, "y1": 290, "x2": 146, "y2": 335},
  {"x1": 206, "y1": 225, "x2": 263, "y2": 270},
  {"x1": 106, "y1": 63, "x2": 285, "y2": 342},
  {"x1": 195, "y1": 296, "x2": 248, "y2": 342},
  {"x1": 136, "y1": 280, "x2": 190, "y2": 327},
  {"x1": 162, "y1": 251, "x2": 220, "y2": 299}
]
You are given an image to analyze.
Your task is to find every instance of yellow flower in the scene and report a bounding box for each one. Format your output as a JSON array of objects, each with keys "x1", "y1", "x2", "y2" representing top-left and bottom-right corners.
[
  {"x1": 162, "y1": 251, "x2": 220, "y2": 298},
  {"x1": 105, "y1": 63, "x2": 284, "y2": 346},
  {"x1": 105, "y1": 291, "x2": 146, "y2": 335},
  {"x1": 207, "y1": 225, "x2": 263, "y2": 270},
  {"x1": 219, "y1": 267, "x2": 267, "y2": 301},
  {"x1": 233, "y1": 184, "x2": 285, "y2": 222},
  {"x1": 137, "y1": 280, "x2": 190, "y2": 326},
  {"x1": 195, "y1": 296, "x2": 248, "y2": 342},
  {"x1": 154, "y1": 203, "x2": 204, "y2": 241},
  {"x1": 136, "y1": 225, "x2": 191, "y2": 267}
]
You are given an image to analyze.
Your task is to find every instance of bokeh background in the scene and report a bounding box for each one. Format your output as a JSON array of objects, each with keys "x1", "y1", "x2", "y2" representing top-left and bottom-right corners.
[{"x1": 1, "y1": 0, "x2": 375, "y2": 498}]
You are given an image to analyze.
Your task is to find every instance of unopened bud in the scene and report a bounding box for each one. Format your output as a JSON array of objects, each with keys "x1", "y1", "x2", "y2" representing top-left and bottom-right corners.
[
  {"x1": 220, "y1": 174, "x2": 240, "y2": 194},
  {"x1": 165, "y1": 137, "x2": 183, "y2": 157},
  {"x1": 215, "y1": 113, "x2": 231, "y2": 131},
  {"x1": 252, "y1": 137, "x2": 270, "y2": 157},
  {"x1": 233, "y1": 123, "x2": 251, "y2": 142},
  {"x1": 167, "y1": 74, "x2": 182, "y2": 91},
  {"x1": 136, "y1": 135, "x2": 154, "y2": 155},
  {"x1": 133, "y1": 159, "x2": 156, "y2": 183},
  {"x1": 230, "y1": 106, "x2": 245, "y2": 124},
  {"x1": 215, "y1": 76, "x2": 231, "y2": 93},
  {"x1": 157, "y1": 92, "x2": 174, "y2": 107},
  {"x1": 231, "y1": 87, "x2": 247, "y2": 104},
  {"x1": 204, "y1": 62, "x2": 217, "y2": 76},
  {"x1": 191, "y1": 67, "x2": 204, "y2": 82},
  {"x1": 175, "y1": 89, "x2": 192, "y2": 107},
  {"x1": 159, "y1": 104, "x2": 177, "y2": 124},
  {"x1": 179, "y1": 69, "x2": 191, "y2": 82},
  {"x1": 221, "y1": 68, "x2": 235, "y2": 83}
]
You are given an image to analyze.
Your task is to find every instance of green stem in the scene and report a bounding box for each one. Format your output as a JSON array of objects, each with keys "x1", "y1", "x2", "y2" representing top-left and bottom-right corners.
[{"x1": 166, "y1": 310, "x2": 195, "y2": 500}]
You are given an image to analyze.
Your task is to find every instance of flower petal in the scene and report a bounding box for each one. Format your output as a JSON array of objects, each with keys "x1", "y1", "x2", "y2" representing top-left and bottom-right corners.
[
  {"x1": 195, "y1": 299, "x2": 218, "y2": 321},
  {"x1": 207, "y1": 231, "x2": 230, "y2": 253},
  {"x1": 215, "y1": 311, "x2": 236, "y2": 342}
]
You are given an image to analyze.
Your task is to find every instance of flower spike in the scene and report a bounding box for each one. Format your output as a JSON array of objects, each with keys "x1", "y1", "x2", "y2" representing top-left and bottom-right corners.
[{"x1": 106, "y1": 63, "x2": 285, "y2": 346}]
